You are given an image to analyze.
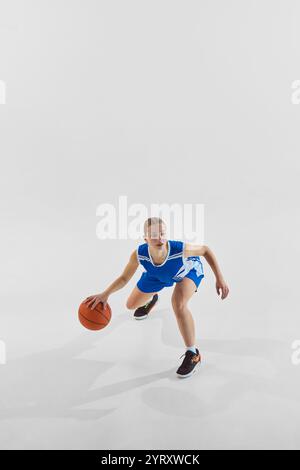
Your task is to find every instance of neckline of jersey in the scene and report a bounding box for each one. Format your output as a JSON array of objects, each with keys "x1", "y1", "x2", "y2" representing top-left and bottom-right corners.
[{"x1": 148, "y1": 240, "x2": 170, "y2": 267}]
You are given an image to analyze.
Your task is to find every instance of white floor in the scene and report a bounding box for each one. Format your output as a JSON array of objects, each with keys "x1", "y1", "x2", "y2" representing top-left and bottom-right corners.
[
  {"x1": 1, "y1": 0, "x2": 300, "y2": 450},
  {"x1": 1, "y1": 289, "x2": 300, "y2": 450}
]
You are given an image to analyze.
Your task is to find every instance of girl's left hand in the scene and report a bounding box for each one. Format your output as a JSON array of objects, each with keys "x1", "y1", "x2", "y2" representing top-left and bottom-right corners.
[{"x1": 216, "y1": 278, "x2": 229, "y2": 299}]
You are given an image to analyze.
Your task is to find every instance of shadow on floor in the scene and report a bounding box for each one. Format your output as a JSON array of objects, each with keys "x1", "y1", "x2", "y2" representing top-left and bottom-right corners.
[
  {"x1": 142, "y1": 308, "x2": 300, "y2": 418},
  {"x1": 0, "y1": 307, "x2": 298, "y2": 422},
  {"x1": 0, "y1": 312, "x2": 173, "y2": 421}
]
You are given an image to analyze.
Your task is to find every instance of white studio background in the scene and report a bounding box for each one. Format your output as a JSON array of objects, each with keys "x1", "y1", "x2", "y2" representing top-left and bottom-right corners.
[{"x1": 0, "y1": 0, "x2": 300, "y2": 450}]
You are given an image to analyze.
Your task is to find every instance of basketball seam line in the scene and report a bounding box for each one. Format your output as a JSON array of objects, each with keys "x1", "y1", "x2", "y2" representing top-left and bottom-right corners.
[
  {"x1": 79, "y1": 312, "x2": 109, "y2": 326},
  {"x1": 94, "y1": 307, "x2": 111, "y2": 323}
]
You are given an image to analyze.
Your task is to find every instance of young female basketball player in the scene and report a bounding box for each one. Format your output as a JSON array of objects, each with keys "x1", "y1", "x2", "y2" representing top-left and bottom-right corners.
[{"x1": 84, "y1": 217, "x2": 229, "y2": 378}]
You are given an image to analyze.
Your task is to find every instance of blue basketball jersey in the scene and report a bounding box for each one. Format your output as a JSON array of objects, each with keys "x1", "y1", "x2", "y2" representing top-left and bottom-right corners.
[{"x1": 136, "y1": 240, "x2": 204, "y2": 286}]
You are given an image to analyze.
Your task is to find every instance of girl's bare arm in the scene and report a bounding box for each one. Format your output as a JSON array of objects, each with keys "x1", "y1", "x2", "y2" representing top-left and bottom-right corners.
[
  {"x1": 184, "y1": 244, "x2": 229, "y2": 299},
  {"x1": 84, "y1": 250, "x2": 139, "y2": 309}
]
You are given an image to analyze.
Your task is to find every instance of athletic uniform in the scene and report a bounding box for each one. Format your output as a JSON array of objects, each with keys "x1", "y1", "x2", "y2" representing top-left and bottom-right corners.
[{"x1": 136, "y1": 240, "x2": 204, "y2": 293}]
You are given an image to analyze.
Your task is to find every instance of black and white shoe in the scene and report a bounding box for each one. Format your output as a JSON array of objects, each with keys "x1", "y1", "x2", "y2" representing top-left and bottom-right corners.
[
  {"x1": 133, "y1": 294, "x2": 158, "y2": 320},
  {"x1": 176, "y1": 348, "x2": 201, "y2": 378}
]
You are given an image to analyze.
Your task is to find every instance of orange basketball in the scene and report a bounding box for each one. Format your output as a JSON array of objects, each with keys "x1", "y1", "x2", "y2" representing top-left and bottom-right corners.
[{"x1": 78, "y1": 301, "x2": 112, "y2": 330}]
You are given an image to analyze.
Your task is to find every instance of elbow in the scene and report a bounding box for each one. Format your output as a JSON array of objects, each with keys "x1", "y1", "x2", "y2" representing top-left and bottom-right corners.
[{"x1": 202, "y1": 245, "x2": 210, "y2": 256}]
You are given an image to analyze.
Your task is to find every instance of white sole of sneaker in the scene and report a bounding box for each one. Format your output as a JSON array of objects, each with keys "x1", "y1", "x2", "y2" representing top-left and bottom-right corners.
[
  {"x1": 134, "y1": 314, "x2": 148, "y2": 320},
  {"x1": 176, "y1": 369, "x2": 196, "y2": 378}
]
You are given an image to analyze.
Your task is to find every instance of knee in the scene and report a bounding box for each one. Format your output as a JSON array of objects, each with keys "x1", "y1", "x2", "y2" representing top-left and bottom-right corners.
[
  {"x1": 171, "y1": 296, "x2": 187, "y2": 316},
  {"x1": 126, "y1": 299, "x2": 136, "y2": 310}
]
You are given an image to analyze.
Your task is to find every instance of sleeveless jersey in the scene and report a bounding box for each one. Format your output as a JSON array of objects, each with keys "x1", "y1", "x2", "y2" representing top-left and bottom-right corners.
[{"x1": 136, "y1": 240, "x2": 204, "y2": 286}]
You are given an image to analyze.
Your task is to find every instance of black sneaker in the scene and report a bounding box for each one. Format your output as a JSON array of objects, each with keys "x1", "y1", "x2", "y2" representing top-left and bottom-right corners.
[
  {"x1": 176, "y1": 348, "x2": 201, "y2": 378},
  {"x1": 134, "y1": 294, "x2": 158, "y2": 320}
]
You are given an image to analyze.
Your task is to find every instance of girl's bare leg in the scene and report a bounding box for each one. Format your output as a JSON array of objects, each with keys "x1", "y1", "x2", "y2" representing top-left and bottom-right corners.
[
  {"x1": 171, "y1": 277, "x2": 197, "y2": 347},
  {"x1": 126, "y1": 286, "x2": 157, "y2": 310}
]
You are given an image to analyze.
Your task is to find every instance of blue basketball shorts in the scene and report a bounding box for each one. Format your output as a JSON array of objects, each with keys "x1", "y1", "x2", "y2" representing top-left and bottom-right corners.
[{"x1": 137, "y1": 268, "x2": 204, "y2": 294}]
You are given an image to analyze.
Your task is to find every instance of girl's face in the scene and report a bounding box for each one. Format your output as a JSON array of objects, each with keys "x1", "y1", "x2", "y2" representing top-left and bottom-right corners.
[{"x1": 144, "y1": 223, "x2": 167, "y2": 248}]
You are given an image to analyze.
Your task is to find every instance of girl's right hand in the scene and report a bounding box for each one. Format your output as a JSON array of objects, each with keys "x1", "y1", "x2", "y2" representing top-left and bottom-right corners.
[{"x1": 83, "y1": 292, "x2": 109, "y2": 310}]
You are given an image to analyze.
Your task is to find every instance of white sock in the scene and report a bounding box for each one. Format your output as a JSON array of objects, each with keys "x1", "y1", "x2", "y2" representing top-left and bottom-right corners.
[{"x1": 186, "y1": 345, "x2": 197, "y2": 354}]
